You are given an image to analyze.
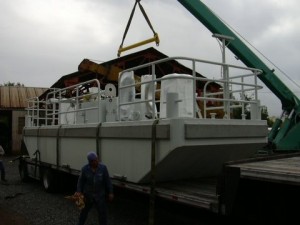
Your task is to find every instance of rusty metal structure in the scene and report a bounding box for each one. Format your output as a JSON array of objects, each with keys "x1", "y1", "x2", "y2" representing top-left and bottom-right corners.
[{"x1": 40, "y1": 47, "x2": 222, "y2": 117}]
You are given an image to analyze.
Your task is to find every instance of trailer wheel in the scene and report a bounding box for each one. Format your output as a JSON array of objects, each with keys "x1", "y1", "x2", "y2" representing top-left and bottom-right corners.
[
  {"x1": 19, "y1": 161, "x2": 29, "y2": 182},
  {"x1": 42, "y1": 169, "x2": 57, "y2": 192}
]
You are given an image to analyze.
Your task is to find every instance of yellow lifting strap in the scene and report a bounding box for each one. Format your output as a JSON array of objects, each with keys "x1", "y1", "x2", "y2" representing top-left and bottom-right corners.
[{"x1": 117, "y1": 0, "x2": 160, "y2": 57}]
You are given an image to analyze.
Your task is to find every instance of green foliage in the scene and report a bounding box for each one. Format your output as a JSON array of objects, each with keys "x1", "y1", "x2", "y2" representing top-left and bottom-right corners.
[
  {"x1": 261, "y1": 106, "x2": 268, "y2": 120},
  {"x1": 267, "y1": 117, "x2": 275, "y2": 127},
  {"x1": 0, "y1": 82, "x2": 24, "y2": 87},
  {"x1": 232, "y1": 93, "x2": 270, "y2": 124}
]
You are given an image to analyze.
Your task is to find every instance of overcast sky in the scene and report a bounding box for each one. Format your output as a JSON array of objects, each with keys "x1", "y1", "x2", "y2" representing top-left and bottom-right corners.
[{"x1": 1, "y1": 0, "x2": 300, "y2": 116}]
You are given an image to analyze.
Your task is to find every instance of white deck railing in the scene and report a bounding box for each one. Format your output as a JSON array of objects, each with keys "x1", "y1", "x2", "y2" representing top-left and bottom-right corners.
[
  {"x1": 119, "y1": 56, "x2": 262, "y2": 120},
  {"x1": 26, "y1": 57, "x2": 262, "y2": 127}
]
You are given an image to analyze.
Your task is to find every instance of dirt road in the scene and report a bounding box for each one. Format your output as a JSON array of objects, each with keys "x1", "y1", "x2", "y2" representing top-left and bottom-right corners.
[
  {"x1": 0, "y1": 156, "x2": 222, "y2": 225},
  {"x1": 0, "y1": 206, "x2": 30, "y2": 225}
]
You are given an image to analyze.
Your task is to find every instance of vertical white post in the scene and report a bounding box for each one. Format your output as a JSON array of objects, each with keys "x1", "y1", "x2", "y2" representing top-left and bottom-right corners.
[{"x1": 166, "y1": 93, "x2": 179, "y2": 118}]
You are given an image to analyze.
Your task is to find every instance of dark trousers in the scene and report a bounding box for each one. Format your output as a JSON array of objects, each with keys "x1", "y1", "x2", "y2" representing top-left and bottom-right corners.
[
  {"x1": 0, "y1": 161, "x2": 5, "y2": 180},
  {"x1": 78, "y1": 197, "x2": 107, "y2": 225}
]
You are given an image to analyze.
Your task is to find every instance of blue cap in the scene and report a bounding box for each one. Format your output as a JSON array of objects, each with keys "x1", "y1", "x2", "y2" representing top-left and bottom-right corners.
[{"x1": 87, "y1": 152, "x2": 98, "y2": 162}]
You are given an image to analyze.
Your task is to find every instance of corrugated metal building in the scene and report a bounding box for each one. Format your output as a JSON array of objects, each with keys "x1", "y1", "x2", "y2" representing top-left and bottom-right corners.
[{"x1": 0, "y1": 86, "x2": 47, "y2": 154}]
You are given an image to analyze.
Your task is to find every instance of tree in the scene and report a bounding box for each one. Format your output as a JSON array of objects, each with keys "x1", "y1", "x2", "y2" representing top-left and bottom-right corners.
[
  {"x1": 0, "y1": 82, "x2": 24, "y2": 87},
  {"x1": 261, "y1": 106, "x2": 268, "y2": 120},
  {"x1": 232, "y1": 93, "x2": 270, "y2": 123},
  {"x1": 231, "y1": 94, "x2": 251, "y2": 119}
]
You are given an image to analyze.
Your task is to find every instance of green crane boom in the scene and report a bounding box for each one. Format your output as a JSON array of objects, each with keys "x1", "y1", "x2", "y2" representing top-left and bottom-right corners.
[{"x1": 178, "y1": 0, "x2": 300, "y2": 150}]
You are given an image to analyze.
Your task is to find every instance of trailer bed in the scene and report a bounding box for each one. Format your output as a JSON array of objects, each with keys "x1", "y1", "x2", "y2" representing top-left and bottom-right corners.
[
  {"x1": 226, "y1": 153, "x2": 300, "y2": 185},
  {"x1": 112, "y1": 177, "x2": 219, "y2": 213},
  {"x1": 112, "y1": 153, "x2": 300, "y2": 216}
]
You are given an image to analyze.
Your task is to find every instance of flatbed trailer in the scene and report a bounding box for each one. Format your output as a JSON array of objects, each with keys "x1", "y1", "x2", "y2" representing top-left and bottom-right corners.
[
  {"x1": 113, "y1": 177, "x2": 219, "y2": 212},
  {"x1": 18, "y1": 150, "x2": 300, "y2": 224},
  {"x1": 217, "y1": 152, "x2": 300, "y2": 222},
  {"x1": 225, "y1": 153, "x2": 300, "y2": 185},
  {"x1": 100, "y1": 152, "x2": 300, "y2": 217}
]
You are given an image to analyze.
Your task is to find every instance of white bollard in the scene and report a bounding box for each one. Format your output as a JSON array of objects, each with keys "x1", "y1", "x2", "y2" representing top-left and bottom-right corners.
[{"x1": 166, "y1": 93, "x2": 179, "y2": 118}]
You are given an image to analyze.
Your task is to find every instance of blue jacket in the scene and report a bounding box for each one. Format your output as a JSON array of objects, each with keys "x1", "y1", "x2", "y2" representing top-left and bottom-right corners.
[{"x1": 77, "y1": 163, "x2": 113, "y2": 201}]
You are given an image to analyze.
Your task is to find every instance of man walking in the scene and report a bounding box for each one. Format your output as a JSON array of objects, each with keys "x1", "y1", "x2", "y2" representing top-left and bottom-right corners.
[{"x1": 76, "y1": 152, "x2": 114, "y2": 225}]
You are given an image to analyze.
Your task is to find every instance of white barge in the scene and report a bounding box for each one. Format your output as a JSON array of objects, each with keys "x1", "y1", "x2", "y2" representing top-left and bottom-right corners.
[{"x1": 22, "y1": 56, "x2": 267, "y2": 184}]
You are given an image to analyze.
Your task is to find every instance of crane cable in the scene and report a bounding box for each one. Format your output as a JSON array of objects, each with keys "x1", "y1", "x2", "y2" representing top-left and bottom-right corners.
[{"x1": 117, "y1": 0, "x2": 160, "y2": 57}]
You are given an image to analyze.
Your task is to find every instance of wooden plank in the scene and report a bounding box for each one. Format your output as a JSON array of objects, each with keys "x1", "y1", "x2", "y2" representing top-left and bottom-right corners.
[
  {"x1": 26, "y1": 88, "x2": 38, "y2": 99},
  {"x1": 35, "y1": 88, "x2": 47, "y2": 97},
  {"x1": 9, "y1": 87, "x2": 20, "y2": 108},
  {"x1": 0, "y1": 87, "x2": 47, "y2": 109},
  {"x1": 229, "y1": 155, "x2": 300, "y2": 185},
  {"x1": 0, "y1": 86, "x2": 10, "y2": 108},
  {"x1": 234, "y1": 157, "x2": 300, "y2": 173},
  {"x1": 18, "y1": 87, "x2": 28, "y2": 108}
]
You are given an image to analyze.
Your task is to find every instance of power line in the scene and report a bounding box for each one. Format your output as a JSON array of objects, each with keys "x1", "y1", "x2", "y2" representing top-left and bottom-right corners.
[{"x1": 208, "y1": 6, "x2": 300, "y2": 90}]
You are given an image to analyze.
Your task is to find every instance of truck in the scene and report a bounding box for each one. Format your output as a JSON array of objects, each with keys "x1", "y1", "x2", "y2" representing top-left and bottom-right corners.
[{"x1": 18, "y1": 0, "x2": 300, "y2": 222}]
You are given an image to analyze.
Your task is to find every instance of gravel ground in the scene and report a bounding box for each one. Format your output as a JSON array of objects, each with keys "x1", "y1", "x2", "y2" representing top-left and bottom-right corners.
[{"x1": 0, "y1": 156, "x2": 224, "y2": 225}]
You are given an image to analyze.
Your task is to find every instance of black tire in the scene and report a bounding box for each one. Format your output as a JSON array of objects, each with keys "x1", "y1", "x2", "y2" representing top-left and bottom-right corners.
[
  {"x1": 42, "y1": 169, "x2": 57, "y2": 193},
  {"x1": 19, "y1": 161, "x2": 29, "y2": 182}
]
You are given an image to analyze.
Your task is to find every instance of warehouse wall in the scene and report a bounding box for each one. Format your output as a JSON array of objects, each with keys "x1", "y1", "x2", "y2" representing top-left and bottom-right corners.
[{"x1": 12, "y1": 110, "x2": 26, "y2": 154}]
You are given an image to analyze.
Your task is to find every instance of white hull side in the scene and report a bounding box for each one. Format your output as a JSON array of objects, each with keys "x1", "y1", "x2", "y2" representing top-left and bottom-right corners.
[{"x1": 23, "y1": 118, "x2": 267, "y2": 183}]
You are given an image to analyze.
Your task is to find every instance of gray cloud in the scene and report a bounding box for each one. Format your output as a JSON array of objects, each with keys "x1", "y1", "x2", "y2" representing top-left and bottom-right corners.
[{"x1": 0, "y1": 0, "x2": 299, "y2": 116}]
